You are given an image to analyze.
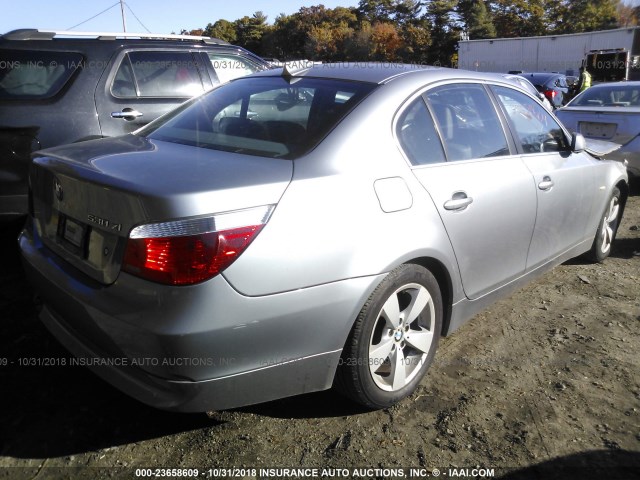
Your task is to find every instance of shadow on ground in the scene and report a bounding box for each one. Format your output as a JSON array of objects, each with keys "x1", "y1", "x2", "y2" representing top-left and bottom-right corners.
[
  {"x1": 498, "y1": 449, "x2": 640, "y2": 480},
  {"x1": 236, "y1": 389, "x2": 370, "y2": 419}
]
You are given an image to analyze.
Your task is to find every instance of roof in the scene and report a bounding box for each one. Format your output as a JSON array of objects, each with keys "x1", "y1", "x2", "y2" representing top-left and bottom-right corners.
[
  {"x1": 459, "y1": 26, "x2": 640, "y2": 44},
  {"x1": 518, "y1": 72, "x2": 563, "y2": 80},
  {"x1": 584, "y1": 81, "x2": 640, "y2": 89},
  {"x1": 252, "y1": 62, "x2": 521, "y2": 85},
  {"x1": 0, "y1": 28, "x2": 228, "y2": 44}
]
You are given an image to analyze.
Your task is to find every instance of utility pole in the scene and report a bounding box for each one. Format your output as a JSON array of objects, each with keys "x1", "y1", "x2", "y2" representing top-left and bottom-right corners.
[{"x1": 120, "y1": 0, "x2": 127, "y2": 32}]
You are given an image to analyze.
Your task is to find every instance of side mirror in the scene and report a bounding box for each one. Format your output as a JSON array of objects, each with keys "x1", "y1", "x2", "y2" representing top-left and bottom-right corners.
[{"x1": 571, "y1": 132, "x2": 585, "y2": 152}]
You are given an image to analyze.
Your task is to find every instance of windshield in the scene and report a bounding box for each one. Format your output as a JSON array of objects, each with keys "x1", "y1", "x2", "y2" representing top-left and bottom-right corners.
[
  {"x1": 570, "y1": 84, "x2": 640, "y2": 107},
  {"x1": 139, "y1": 76, "x2": 376, "y2": 159}
]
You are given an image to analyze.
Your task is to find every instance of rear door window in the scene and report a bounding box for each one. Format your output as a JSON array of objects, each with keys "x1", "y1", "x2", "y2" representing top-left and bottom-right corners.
[
  {"x1": 112, "y1": 51, "x2": 204, "y2": 98},
  {"x1": 425, "y1": 84, "x2": 510, "y2": 161},
  {"x1": 0, "y1": 50, "x2": 83, "y2": 99},
  {"x1": 396, "y1": 97, "x2": 446, "y2": 166}
]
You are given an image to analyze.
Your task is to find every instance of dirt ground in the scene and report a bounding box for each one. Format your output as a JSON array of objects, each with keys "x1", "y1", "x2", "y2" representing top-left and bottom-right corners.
[{"x1": 0, "y1": 182, "x2": 638, "y2": 480}]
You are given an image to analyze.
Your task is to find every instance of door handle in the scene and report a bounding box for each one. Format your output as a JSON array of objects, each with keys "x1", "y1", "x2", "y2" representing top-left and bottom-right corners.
[
  {"x1": 538, "y1": 176, "x2": 554, "y2": 191},
  {"x1": 444, "y1": 192, "x2": 473, "y2": 211},
  {"x1": 111, "y1": 109, "x2": 143, "y2": 120}
]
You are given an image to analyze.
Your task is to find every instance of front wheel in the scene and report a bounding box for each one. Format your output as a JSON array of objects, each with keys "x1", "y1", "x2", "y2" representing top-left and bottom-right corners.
[
  {"x1": 335, "y1": 264, "x2": 443, "y2": 409},
  {"x1": 588, "y1": 187, "x2": 621, "y2": 262}
]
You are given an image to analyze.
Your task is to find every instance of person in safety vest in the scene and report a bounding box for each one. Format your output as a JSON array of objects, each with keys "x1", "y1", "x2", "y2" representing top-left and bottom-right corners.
[{"x1": 577, "y1": 66, "x2": 591, "y2": 93}]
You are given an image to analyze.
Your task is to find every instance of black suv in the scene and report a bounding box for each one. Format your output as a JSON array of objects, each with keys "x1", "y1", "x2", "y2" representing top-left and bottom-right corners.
[{"x1": 0, "y1": 29, "x2": 269, "y2": 221}]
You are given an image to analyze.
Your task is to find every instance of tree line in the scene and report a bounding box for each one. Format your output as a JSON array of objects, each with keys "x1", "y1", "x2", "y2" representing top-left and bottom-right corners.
[{"x1": 181, "y1": 0, "x2": 639, "y2": 67}]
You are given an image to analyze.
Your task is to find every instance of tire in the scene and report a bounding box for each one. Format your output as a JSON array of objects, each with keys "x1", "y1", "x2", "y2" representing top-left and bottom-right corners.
[
  {"x1": 587, "y1": 187, "x2": 621, "y2": 263},
  {"x1": 335, "y1": 264, "x2": 442, "y2": 409}
]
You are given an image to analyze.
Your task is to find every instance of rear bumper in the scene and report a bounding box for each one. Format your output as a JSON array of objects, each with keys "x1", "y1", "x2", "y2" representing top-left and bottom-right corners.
[
  {"x1": 19, "y1": 224, "x2": 383, "y2": 411},
  {"x1": 39, "y1": 303, "x2": 342, "y2": 412}
]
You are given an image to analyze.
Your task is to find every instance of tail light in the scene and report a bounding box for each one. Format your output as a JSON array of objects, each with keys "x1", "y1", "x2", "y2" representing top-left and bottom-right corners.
[
  {"x1": 544, "y1": 89, "x2": 556, "y2": 101},
  {"x1": 122, "y1": 205, "x2": 274, "y2": 286}
]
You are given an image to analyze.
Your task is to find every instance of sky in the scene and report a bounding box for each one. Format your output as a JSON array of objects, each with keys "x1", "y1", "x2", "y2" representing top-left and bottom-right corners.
[{"x1": 0, "y1": 0, "x2": 357, "y2": 35}]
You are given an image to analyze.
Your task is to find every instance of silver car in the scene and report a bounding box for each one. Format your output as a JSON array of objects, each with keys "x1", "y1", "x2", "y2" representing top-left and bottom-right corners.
[
  {"x1": 20, "y1": 64, "x2": 628, "y2": 412},
  {"x1": 556, "y1": 81, "x2": 640, "y2": 178}
]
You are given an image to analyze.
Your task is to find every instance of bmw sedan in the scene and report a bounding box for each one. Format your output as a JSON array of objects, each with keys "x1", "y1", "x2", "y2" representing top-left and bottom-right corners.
[
  {"x1": 556, "y1": 81, "x2": 640, "y2": 178},
  {"x1": 20, "y1": 64, "x2": 628, "y2": 412}
]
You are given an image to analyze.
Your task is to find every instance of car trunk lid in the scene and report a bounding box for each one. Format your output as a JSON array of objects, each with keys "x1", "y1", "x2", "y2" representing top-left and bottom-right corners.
[
  {"x1": 30, "y1": 135, "x2": 293, "y2": 285},
  {"x1": 583, "y1": 138, "x2": 622, "y2": 158},
  {"x1": 558, "y1": 106, "x2": 640, "y2": 145}
]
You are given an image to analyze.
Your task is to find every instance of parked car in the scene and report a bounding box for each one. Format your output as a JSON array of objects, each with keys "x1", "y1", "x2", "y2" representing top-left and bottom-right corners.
[
  {"x1": 0, "y1": 29, "x2": 269, "y2": 221},
  {"x1": 503, "y1": 74, "x2": 553, "y2": 112},
  {"x1": 556, "y1": 81, "x2": 640, "y2": 178},
  {"x1": 517, "y1": 72, "x2": 571, "y2": 108},
  {"x1": 20, "y1": 64, "x2": 628, "y2": 412}
]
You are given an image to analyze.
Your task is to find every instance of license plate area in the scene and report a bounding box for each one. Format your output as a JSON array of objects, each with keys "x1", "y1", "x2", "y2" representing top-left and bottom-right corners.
[
  {"x1": 579, "y1": 121, "x2": 617, "y2": 139},
  {"x1": 57, "y1": 215, "x2": 88, "y2": 256}
]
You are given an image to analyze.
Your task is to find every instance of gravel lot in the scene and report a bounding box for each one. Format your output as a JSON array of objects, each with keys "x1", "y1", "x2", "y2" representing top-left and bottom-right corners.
[{"x1": 1, "y1": 181, "x2": 638, "y2": 480}]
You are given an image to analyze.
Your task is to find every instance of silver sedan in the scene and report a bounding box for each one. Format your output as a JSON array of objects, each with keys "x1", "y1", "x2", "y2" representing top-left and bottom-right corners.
[
  {"x1": 556, "y1": 81, "x2": 640, "y2": 178},
  {"x1": 20, "y1": 64, "x2": 628, "y2": 412}
]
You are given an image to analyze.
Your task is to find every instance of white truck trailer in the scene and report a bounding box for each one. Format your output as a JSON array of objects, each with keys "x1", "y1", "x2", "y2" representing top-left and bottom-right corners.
[{"x1": 457, "y1": 27, "x2": 640, "y2": 81}]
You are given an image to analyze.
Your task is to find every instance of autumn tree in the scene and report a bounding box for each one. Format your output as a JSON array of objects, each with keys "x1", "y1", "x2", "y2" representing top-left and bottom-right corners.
[
  {"x1": 357, "y1": 0, "x2": 430, "y2": 62},
  {"x1": 370, "y1": 22, "x2": 403, "y2": 59},
  {"x1": 398, "y1": 19, "x2": 432, "y2": 63},
  {"x1": 343, "y1": 21, "x2": 372, "y2": 59},
  {"x1": 186, "y1": 0, "x2": 633, "y2": 65},
  {"x1": 268, "y1": 6, "x2": 359, "y2": 61},
  {"x1": 305, "y1": 21, "x2": 356, "y2": 60},
  {"x1": 617, "y1": 1, "x2": 639, "y2": 27},
  {"x1": 304, "y1": 7, "x2": 358, "y2": 60}
]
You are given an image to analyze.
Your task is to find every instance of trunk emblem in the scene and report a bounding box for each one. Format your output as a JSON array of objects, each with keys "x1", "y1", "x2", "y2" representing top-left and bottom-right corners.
[
  {"x1": 87, "y1": 214, "x2": 122, "y2": 232},
  {"x1": 54, "y1": 178, "x2": 63, "y2": 201}
]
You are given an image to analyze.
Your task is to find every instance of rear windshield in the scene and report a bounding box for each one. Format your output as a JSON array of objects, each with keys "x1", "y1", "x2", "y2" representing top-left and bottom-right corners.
[
  {"x1": 570, "y1": 84, "x2": 640, "y2": 107},
  {"x1": 519, "y1": 74, "x2": 551, "y2": 89},
  {"x1": 140, "y1": 76, "x2": 376, "y2": 159},
  {"x1": 0, "y1": 50, "x2": 83, "y2": 99}
]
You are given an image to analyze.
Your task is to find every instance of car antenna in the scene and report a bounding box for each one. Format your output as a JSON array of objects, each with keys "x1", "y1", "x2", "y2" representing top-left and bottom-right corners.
[{"x1": 281, "y1": 61, "x2": 313, "y2": 82}]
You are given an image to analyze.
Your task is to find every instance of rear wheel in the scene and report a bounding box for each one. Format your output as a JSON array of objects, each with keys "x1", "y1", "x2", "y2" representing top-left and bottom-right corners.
[
  {"x1": 336, "y1": 264, "x2": 442, "y2": 409},
  {"x1": 588, "y1": 187, "x2": 621, "y2": 262}
]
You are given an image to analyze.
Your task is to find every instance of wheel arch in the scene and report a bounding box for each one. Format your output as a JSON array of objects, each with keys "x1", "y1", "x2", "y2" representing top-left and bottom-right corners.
[
  {"x1": 405, "y1": 257, "x2": 454, "y2": 337},
  {"x1": 337, "y1": 255, "x2": 455, "y2": 358},
  {"x1": 616, "y1": 179, "x2": 629, "y2": 222}
]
